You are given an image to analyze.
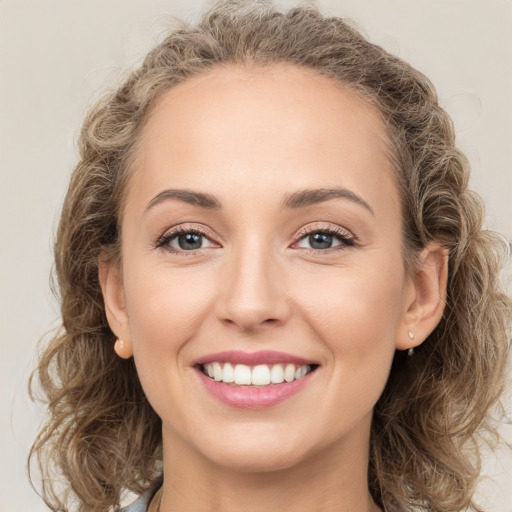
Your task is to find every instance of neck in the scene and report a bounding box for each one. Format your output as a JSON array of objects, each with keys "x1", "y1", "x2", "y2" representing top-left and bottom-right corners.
[{"x1": 158, "y1": 415, "x2": 380, "y2": 512}]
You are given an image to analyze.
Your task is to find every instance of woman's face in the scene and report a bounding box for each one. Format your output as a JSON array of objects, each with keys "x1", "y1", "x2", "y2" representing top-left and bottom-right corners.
[{"x1": 108, "y1": 64, "x2": 417, "y2": 472}]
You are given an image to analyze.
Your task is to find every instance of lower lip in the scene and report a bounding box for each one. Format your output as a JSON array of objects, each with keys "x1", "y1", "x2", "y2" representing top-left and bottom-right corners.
[{"x1": 196, "y1": 368, "x2": 315, "y2": 409}]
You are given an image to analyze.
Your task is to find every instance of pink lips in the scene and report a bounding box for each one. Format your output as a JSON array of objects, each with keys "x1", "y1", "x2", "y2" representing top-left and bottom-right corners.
[
  {"x1": 194, "y1": 350, "x2": 315, "y2": 366},
  {"x1": 193, "y1": 350, "x2": 318, "y2": 410}
]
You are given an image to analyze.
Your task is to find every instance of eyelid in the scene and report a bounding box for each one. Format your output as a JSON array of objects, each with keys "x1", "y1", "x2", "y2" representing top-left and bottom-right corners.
[
  {"x1": 294, "y1": 222, "x2": 354, "y2": 240},
  {"x1": 155, "y1": 223, "x2": 221, "y2": 253},
  {"x1": 291, "y1": 222, "x2": 357, "y2": 251}
]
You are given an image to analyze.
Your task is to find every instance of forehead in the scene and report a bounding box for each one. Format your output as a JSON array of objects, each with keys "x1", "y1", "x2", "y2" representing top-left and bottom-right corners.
[
  {"x1": 126, "y1": 63, "x2": 399, "y2": 219},
  {"x1": 138, "y1": 63, "x2": 390, "y2": 157}
]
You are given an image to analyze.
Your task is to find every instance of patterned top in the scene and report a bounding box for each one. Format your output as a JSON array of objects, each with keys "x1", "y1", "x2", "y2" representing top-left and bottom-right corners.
[
  {"x1": 117, "y1": 492, "x2": 151, "y2": 512},
  {"x1": 116, "y1": 479, "x2": 162, "y2": 512}
]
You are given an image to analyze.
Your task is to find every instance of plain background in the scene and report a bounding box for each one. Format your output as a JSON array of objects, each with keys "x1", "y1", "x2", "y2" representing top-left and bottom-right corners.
[{"x1": 1, "y1": 1, "x2": 511, "y2": 511}]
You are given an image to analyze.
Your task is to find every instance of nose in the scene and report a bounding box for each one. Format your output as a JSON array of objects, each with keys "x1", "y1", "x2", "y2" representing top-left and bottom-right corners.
[{"x1": 216, "y1": 241, "x2": 291, "y2": 332}]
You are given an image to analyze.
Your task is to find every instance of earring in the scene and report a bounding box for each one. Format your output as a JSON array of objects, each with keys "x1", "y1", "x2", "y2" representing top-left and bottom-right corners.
[
  {"x1": 114, "y1": 338, "x2": 133, "y2": 359},
  {"x1": 407, "y1": 331, "x2": 415, "y2": 356}
]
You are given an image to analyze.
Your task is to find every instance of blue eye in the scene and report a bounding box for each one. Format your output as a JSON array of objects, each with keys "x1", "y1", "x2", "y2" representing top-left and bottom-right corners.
[
  {"x1": 156, "y1": 228, "x2": 217, "y2": 253},
  {"x1": 156, "y1": 224, "x2": 355, "y2": 255},
  {"x1": 307, "y1": 233, "x2": 335, "y2": 249},
  {"x1": 175, "y1": 232, "x2": 204, "y2": 250},
  {"x1": 295, "y1": 227, "x2": 355, "y2": 251}
]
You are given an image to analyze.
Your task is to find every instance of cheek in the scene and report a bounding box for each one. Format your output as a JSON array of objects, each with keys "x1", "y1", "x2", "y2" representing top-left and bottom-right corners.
[
  {"x1": 123, "y1": 264, "x2": 216, "y2": 369},
  {"x1": 120, "y1": 264, "x2": 221, "y2": 421},
  {"x1": 294, "y1": 263, "x2": 404, "y2": 411},
  {"x1": 296, "y1": 264, "x2": 405, "y2": 352}
]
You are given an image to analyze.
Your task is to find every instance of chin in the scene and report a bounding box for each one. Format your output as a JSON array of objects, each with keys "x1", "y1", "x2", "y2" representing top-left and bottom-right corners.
[
  {"x1": 209, "y1": 446, "x2": 306, "y2": 474},
  {"x1": 209, "y1": 428, "x2": 331, "y2": 475}
]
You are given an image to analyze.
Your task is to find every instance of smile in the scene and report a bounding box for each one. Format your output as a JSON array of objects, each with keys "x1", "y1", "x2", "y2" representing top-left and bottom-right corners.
[
  {"x1": 194, "y1": 351, "x2": 320, "y2": 409},
  {"x1": 200, "y1": 362, "x2": 316, "y2": 386}
]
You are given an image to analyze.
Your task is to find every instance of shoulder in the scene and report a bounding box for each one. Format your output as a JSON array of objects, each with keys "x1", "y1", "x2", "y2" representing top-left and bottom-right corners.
[
  {"x1": 116, "y1": 478, "x2": 163, "y2": 512},
  {"x1": 116, "y1": 492, "x2": 151, "y2": 512}
]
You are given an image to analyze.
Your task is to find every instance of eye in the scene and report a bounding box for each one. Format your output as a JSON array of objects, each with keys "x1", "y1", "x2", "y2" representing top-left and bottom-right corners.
[
  {"x1": 293, "y1": 225, "x2": 355, "y2": 252},
  {"x1": 156, "y1": 226, "x2": 219, "y2": 253}
]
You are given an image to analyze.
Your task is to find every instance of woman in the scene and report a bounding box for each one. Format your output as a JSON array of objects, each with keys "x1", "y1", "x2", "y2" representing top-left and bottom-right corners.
[{"x1": 30, "y1": 1, "x2": 511, "y2": 511}]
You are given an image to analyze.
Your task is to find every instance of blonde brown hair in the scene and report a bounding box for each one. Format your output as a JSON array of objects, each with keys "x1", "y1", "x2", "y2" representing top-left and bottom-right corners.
[{"x1": 30, "y1": 1, "x2": 511, "y2": 511}]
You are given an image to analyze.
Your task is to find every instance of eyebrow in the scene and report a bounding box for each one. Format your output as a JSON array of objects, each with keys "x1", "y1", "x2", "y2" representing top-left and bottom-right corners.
[
  {"x1": 145, "y1": 187, "x2": 374, "y2": 215},
  {"x1": 281, "y1": 187, "x2": 374, "y2": 215},
  {"x1": 145, "y1": 189, "x2": 222, "y2": 211}
]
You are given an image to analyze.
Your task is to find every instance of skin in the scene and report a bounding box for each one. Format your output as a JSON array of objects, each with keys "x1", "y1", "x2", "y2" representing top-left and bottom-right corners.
[{"x1": 100, "y1": 64, "x2": 448, "y2": 512}]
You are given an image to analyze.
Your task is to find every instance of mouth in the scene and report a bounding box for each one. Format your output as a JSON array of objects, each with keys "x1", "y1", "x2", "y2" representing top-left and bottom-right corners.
[
  {"x1": 198, "y1": 362, "x2": 319, "y2": 387},
  {"x1": 193, "y1": 351, "x2": 320, "y2": 409}
]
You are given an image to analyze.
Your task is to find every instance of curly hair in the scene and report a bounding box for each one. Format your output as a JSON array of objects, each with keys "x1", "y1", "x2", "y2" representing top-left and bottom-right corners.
[{"x1": 30, "y1": 1, "x2": 511, "y2": 511}]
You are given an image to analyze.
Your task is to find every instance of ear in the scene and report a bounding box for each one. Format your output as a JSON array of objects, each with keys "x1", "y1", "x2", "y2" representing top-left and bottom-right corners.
[
  {"x1": 98, "y1": 252, "x2": 133, "y2": 358},
  {"x1": 396, "y1": 243, "x2": 449, "y2": 351}
]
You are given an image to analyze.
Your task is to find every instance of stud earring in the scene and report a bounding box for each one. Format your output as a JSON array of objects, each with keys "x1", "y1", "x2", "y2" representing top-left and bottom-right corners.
[
  {"x1": 114, "y1": 338, "x2": 133, "y2": 359},
  {"x1": 407, "y1": 331, "x2": 415, "y2": 356}
]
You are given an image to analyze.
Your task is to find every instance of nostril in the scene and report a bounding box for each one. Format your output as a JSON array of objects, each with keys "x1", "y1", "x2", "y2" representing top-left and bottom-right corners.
[{"x1": 221, "y1": 316, "x2": 281, "y2": 332}]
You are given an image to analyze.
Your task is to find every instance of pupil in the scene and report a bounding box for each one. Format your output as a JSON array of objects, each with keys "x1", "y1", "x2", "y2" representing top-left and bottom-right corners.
[
  {"x1": 178, "y1": 233, "x2": 202, "y2": 250},
  {"x1": 309, "y1": 233, "x2": 332, "y2": 249}
]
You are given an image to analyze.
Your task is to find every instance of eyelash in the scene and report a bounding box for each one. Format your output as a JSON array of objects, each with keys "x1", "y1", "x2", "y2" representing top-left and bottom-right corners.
[
  {"x1": 155, "y1": 226, "x2": 214, "y2": 255},
  {"x1": 155, "y1": 224, "x2": 356, "y2": 255},
  {"x1": 293, "y1": 224, "x2": 356, "y2": 254}
]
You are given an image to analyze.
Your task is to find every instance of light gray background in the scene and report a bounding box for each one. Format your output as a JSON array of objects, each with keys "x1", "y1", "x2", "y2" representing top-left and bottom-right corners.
[{"x1": 1, "y1": 1, "x2": 511, "y2": 511}]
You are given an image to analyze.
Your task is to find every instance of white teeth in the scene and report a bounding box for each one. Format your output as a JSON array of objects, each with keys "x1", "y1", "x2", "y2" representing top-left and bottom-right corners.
[
  {"x1": 203, "y1": 362, "x2": 313, "y2": 386},
  {"x1": 284, "y1": 364, "x2": 295, "y2": 383},
  {"x1": 252, "y1": 365, "x2": 271, "y2": 385},
  {"x1": 213, "y1": 362, "x2": 222, "y2": 381},
  {"x1": 270, "y1": 364, "x2": 285, "y2": 384},
  {"x1": 234, "y1": 364, "x2": 252, "y2": 385},
  {"x1": 222, "y1": 362, "x2": 235, "y2": 383}
]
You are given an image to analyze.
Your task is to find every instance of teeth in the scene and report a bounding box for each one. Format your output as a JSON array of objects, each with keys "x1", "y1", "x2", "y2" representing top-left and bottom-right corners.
[
  {"x1": 222, "y1": 362, "x2": 235, "y2": 383},
  {"x1": 234, "y1": 364, "x2": 252, "y2": 385},
  {"x1": 270, "y1": 364, "x2": 285, "y2": 384},
  {"x1": 284, "y1": 364, "x2": 295, "y2": 383},
  {"x1": 295, "y1": 365, "x2": 308, "y2": 379},
  {"x1": 251, "y1": 365, "x2": 270, "y2": 386},
  {"x1": 213, "y1": 362, "x2": 222, "y2": 381},
  {"x1": 202, "y1": 362, "x2": 313, "y2": 386}
]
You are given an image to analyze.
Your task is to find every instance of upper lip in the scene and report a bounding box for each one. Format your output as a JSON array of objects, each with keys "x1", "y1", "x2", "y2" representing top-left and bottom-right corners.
[{"x1": 193, "y1": 350, "x2": 318, "y2": 367}]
